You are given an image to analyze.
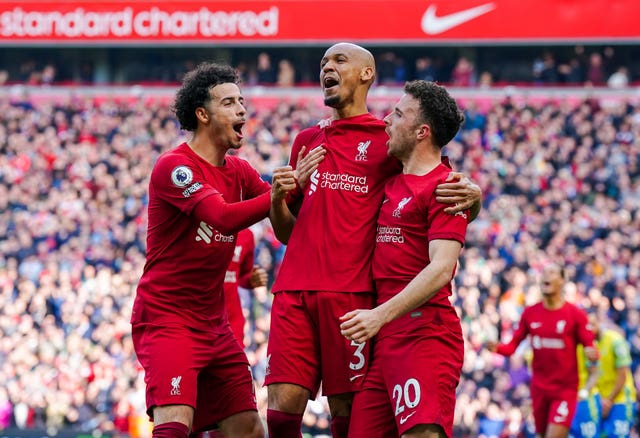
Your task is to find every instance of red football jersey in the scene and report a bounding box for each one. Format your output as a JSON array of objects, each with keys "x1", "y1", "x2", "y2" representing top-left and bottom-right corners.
[
  {"x1": 496, "y1": 301, "x2": 595, "y2": 392},
  {"x1": 273, "y1": 114, "x2": 402, "y2": 293},
  {"x1": 372, "y1": 165, "x2": 469, "y2": 335},
  {"x1": 131, "y1": 143, "x2": 270, "y2": 331}
]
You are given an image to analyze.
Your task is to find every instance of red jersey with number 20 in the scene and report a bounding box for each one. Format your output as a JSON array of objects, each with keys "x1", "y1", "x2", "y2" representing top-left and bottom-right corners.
[
  {"x1": 496, "y1": 301, "x2": 595, "y2": 392},
  {"x1": 132, "y1": 143, "x2": 270, "y2": 332},
  {"x1": 273, "y1": 114, "x2": 402, "y2": 293}
]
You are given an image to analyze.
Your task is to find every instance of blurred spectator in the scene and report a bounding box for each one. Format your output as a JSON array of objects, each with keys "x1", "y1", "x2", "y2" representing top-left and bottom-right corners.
[
  {"x1": 586, "y1": 52, "x2": 606, "y2": 86},
  {"x1": 256, "y1": 52, "x2": 277, "y2": 85},
  {"x1": 451, "y1": 56, "x2": 476, "y2": 86},
  {"x1": 608, "y1": 66, "x2": 630, "y2": 89},
  {"x1": 414, "y1": 56, "x2": 437, "y2": 82},
  {"x1": 532, "y1": 52, "x2": 558, "y2": 84},
  {"x1": 276, "y1": 59, "x2": 296, "y2": 87},
  {"x1": 377, "y1": 51, "x2": 400, "y2": 84}
]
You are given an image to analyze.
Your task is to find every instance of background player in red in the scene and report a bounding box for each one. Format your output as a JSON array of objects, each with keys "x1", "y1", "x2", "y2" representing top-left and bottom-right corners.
[
  {"x1": 130, "y1": 62, "x2": 318, "y2": 438},
  {"x1": 340, "y1": 80, "x2": 469, "y2": 438},
  {"x1": 267, "y1": 42, "x2": 482, "y2": 438},
  {"x1": 224, "y1": 227, "x2": 267, "y2": 347},
  {"x1": 486, "y1": 262, "x2": 599, "y2": 438}
]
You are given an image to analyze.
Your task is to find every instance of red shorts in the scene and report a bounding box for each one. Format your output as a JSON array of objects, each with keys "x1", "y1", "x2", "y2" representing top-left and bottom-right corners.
[
  {"x1": 531, "y1": 385, "x2": 578, "y2": 435},
  {"x1": 132, "y1": 323, "x2": 257, "y2": 432},
  {"x1": 349, "y1": 307, "x2": 464, "y2": 437},
  {"x1": 264, "y1": 290, "x2": 374, "y2": 397}
]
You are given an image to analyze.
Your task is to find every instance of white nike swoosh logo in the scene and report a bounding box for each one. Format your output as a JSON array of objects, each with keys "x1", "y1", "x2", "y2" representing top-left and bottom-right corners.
[
  {"x1": 349, "y1": 374, "x2": 365, "y2": 382},
  {"x1": 421, "y1": 3, "x2": 496, "y2": 35},
  {"x1": 399, "y1": 411, "x2": 416, "y2": 425},
  {"x1": 531, "y1": 322, "x2": 542, "y2": 329}
]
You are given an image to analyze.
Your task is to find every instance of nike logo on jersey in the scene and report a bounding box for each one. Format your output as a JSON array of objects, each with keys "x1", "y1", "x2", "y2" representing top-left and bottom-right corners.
[
  {"x1": 421, "y1": 3, "x2": 496, "y2": 35},
  {"x1": 399, "y1": 411, "x2": 416, "y2": 425},
  {"x1": 349, "y1": 374, "x2": 365, "y2": 382},
  {"x1": 530, "y1": 322, "x2": 542, "y2": 329}
]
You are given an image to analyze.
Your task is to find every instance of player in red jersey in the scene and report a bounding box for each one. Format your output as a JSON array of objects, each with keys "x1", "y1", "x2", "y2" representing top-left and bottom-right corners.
[
  {"x1": 224, "y1": 228, "x2": 267, "y2": 347},
  {"x1": 267, "y1": 43, "x2": 482, "y2": 438},
  {"x1": 486, "y1": 262, "x2": 598, "y2": 438},
  {"x1": 130, "y1": 62, "x2": 318, "y2": 438},
  {"x1": 340, "y1": 80, "x2": 469, "y2": 438}
]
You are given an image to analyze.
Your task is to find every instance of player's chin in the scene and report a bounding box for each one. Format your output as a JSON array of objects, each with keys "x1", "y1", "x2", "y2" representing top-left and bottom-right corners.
[{"x1": 229, "y1": 139, "x2": 244, "y2": 149}]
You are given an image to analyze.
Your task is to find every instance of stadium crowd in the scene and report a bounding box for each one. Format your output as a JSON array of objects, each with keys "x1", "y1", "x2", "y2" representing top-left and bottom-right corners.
[{"x1": 0, "y1": 85, "x2": 638, "y2": 437}]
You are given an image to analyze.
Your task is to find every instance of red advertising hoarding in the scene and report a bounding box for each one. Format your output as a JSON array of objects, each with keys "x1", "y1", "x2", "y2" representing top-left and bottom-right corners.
[{"x1": 0, "y1": 0, "x2": 637, "y2": 45}]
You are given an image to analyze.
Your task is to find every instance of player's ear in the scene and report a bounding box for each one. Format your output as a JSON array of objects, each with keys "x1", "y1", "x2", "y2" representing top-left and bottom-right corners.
[
  {"x1": 416, "y1": 123, "x2": 430, "y2": 141},
  {"x1": 195, "y1": 106, "x2": 210, "y2": 124},
  {"x1": 360, "y1": 66, "x2": 374, "y2": 83}
]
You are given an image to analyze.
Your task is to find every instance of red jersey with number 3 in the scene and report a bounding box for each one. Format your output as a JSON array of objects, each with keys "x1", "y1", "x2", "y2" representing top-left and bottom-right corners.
[{"x1": 273, "y1": 114, "x2": 402, "y2": 293}]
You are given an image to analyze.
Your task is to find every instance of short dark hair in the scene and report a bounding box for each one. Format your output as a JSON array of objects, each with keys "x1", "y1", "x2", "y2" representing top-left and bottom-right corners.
[
  {"x1": 172, "y1": 62, "x2": 240, "y2": 132},
  {"x1": 403, "y1": 80, "x2": 464, "y2": 148}
]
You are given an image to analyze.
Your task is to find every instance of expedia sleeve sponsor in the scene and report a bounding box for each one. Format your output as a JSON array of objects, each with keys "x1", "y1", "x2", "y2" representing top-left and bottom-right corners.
[{"x1": 182, "y1": 182, "x2": 203, "y2": 197}]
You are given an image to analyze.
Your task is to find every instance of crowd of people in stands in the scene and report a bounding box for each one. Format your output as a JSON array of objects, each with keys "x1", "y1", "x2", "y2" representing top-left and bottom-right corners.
[
  {"x1": 0, "y1": 45, "x2": 636, "y2": 88},
  {"x1": 0, "y1": 83, "x2": 638, "y2": 437}
]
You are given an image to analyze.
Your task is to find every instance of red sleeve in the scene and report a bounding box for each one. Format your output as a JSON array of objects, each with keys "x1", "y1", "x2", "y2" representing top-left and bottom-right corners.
[
  {"x1": 237, "y1": 230, "x2": 256, "y2": 288},
  {"x1": 193, "y1": 192, "x2": 270, "y2": 235},
  {"x1": 426, "y1": 169, "x2": 469, "y2": 245},
  {"x1": 575, "y1": 307, "x2": 596, "y2": 348},
  {"x1": 497, "y1": 307, "x2": 530, "y2": 357}
]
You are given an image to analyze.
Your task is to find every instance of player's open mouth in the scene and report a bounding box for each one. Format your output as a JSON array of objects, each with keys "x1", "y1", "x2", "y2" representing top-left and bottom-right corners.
[
  {"x1": 323, "y1": 77, "x2": 339, "y2": 90},
  {"x1": 233, "y1": 122, "x2": 244, "y2": 139}
]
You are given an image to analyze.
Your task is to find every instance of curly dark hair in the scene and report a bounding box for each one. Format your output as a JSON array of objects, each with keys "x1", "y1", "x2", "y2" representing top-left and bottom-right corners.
[
  {"x1": 404, "y1": 80, "x2": 464, "y2": 148},
  {"x1": 172, "y1": 62, "x2": 240, "y2": 132}
]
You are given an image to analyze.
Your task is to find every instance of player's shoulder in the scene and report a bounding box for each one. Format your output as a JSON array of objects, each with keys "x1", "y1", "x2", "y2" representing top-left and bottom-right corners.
[
  {"x1": 152, "y1": 143, "x2": 197, "y2": 181},
  {"x1": 602, "y1": 328, "x2": 623, "y2": 343}
]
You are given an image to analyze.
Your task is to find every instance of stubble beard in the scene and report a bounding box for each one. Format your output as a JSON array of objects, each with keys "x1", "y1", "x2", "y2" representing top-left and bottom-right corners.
[{"x1": 324, "y1": 94, "x2": 341, "y2": 108}]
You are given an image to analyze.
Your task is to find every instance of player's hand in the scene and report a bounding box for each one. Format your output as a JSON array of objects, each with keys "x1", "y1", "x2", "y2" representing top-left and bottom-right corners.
[
  {"x1": 485, "y1": 340, "x2": 498, "y2": 352},
  {"x1": 339, "y1": 309, "x2": 384, "y2": 344},
  {"x1": 584, "y1": 346, "x2": 599, "y2": 362},
  {"x1": 271, "y1": 166, "x2": 296, "y2": 203},
  {"x1": 435, "y1": 171, "x2": 482, "y2": 214},
  {"x1": 601, "y1": 398, "x2": 613, "y2": 418},
  {"x1": 249, "y1": 265, "x2": 268, "y2": 288},
  {"x1": 294, "y1": 145, "x2": 326, "y2": 189}
]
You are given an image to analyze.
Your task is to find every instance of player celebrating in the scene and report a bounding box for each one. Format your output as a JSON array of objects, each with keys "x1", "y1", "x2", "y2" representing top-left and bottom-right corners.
[
  {"x1": 130, "y1": 62, "x2": 318, "y2": 438},
  {"x1": 267, "y1": 43, "x2": 482, "y2": 438},
  {"x1": 340, "y1": 80, "x2": 469, "y2": 438},
  {"x1": 487, "y1": 263, "x2": 598, "y2": 438}
]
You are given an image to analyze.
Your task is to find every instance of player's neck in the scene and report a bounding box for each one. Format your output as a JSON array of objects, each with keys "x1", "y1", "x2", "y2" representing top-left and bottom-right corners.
[
  {"x1": 188, "y1": 135, "x2": 227, "y2": 166},
  {"x1": 332, "y1": 101, "x2": 369, "y2": 120},
  {"x1": 542, "y1": 294, "x2": 564, "y2": 310},
  {"x1": 404, "y1": 151, "x2": 441, "y2": 176},
  {"x1": 403, "y1": 143, "x2": 441, "y2": 176}
]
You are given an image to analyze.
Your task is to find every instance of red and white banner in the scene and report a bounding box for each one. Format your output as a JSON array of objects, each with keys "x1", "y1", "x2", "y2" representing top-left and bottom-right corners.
[{"x1": 0, "y1": 0, "x2": 637, "y2": 44}]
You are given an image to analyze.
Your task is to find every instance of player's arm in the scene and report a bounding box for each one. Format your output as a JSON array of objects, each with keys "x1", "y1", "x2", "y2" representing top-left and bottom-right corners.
[
  {"x1": 339, "y1": 238, "x2": 461, "y2": 343},
  {"x1": 269, "y1": 166, "x2": 297, "y2": 243},
  {"x1": 193, "y1": 192, "x2": 271, "y2": 235},
  {"x1": 435, "y1": 171, "x2": 482, "y2": 221},
  {"x1": 581, "y1": 361, "x2": 600, "y2": 401},
  {"x1": 486, "y1": 310, "x2": 529, "y2": 357}
]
